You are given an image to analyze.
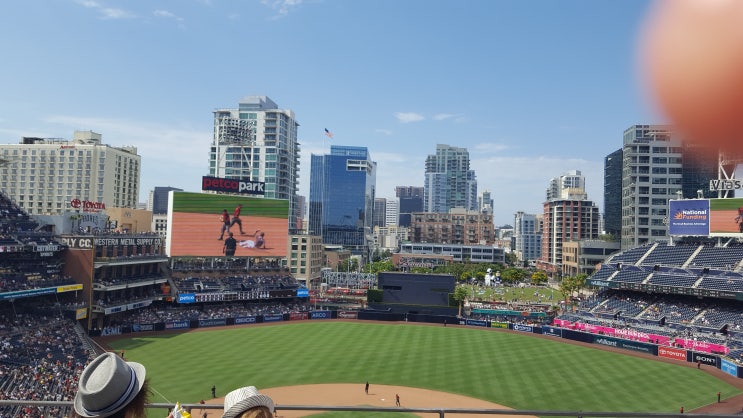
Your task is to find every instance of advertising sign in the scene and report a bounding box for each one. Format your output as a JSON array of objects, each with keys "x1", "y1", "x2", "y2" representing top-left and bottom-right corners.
[
  {"x1": 709, "y1": 197, "x2": 743, "y2": 237},
  {"x1": 290, "y1": 312, "x2": 309, "y2": 320},
  {"x1": 132, "y1": 324, "x2": 154, "y2": 332},
  {"x1": 235, "y1": 316, "x2": 257, "y2": 324},
  {"x1": 178, "y1": 294, "x2": 196, "y2": 304},
  {"x1": 721, "y1": 358, "x2": 738, "y2": 377},
  {"x1": 167, "y1": 191, "x2": 289, "y2": 257},
  {"x1": 465, "y1": 319, "x2": 488, "y2": 327},
  {"x1": 202, "y1": 176, "x2": 266, "y2": 196},
  {"x1": 658, "y1": 346, "x2": 687, "y2": 361},
  {"x1": 692, "y1": 353, "x2": 719, "y2": 366},
  {"x1": 57, "y1": 284, "x2": 83, "y2": 293},
  {"x1": 710, "y1": 179, "x2": 743, "y2": 191},
  {"x1": 199, "y1": 318, "x2": 227, "y2": 327},
  {"x1": 75, "y1": 308, "x2": 88, "y2": 320},
  {"x1": 263, "y1": 314, "x2": 283, "y2": 322},
  {"x1": 338, "y1": 311, "x2": 358, "y2": 319},
  {"x1": 311, "y1": 311, "x2": 332, "y2": 320},
  {"x1": 541, "y1": 326, "x2": 562, "y2": 337},
  {"x1": 669, "y1": 199, "x2": 710, "y2": 236},
  {"x1": 165, "y1": 321, "x2": 190, "y2": 330},
  {"x1": 512, "y1": 324, "x2": 534, "y2": 333}
]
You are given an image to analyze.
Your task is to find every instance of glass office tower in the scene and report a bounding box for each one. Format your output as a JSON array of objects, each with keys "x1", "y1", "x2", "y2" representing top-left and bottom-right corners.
[{"x1": 309, "y1": 145, "x2": 376, "y2": 253}]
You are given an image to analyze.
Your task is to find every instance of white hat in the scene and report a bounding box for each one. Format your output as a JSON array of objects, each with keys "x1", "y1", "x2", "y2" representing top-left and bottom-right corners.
[
  {"x1": 74, "y1": 352, "x2": 147, "y2": 418},
  {"x1": 222, "y1": 386, "x2": 275, "y2": 418}
]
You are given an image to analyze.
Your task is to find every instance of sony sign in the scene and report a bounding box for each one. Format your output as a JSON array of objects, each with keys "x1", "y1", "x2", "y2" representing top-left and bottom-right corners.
[{"x1": 710, "y1": 179, "x2": 743, "y2": 191}]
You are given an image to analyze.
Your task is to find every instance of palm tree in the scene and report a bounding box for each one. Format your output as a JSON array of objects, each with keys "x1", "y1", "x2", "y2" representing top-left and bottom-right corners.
[{"x1": 453, "y1": 285, "x2": 469, "y2": 317}]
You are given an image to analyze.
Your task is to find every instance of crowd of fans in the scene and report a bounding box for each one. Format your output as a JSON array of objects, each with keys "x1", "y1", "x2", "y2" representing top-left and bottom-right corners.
[
  {"x1": 560, "y1": 289, "x2": 743, "y2": 359},
  {"x1": 0, "y1": 309, "x2": 95, "y2": 418},
  {"x1": 98, "y1": 301, "x2": 312, "y2": 336}
]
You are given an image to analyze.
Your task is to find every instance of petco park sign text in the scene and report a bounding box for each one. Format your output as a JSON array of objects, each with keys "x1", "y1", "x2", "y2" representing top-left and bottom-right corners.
[{"x1": 202, "y1": 176, "x2": 265, "y2": 196}]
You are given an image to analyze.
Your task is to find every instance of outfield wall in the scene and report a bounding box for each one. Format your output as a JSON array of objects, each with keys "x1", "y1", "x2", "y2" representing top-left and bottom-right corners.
[{"x1": 112, "y1": 309, "x2": 743, "y2": 380}]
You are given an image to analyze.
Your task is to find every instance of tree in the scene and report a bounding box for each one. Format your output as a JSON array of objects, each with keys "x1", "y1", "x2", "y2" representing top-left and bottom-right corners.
[
  {"x1": 530, "y1": 270, "x2": 548, "y2": 286},
  {"x1": 338, "y1": 258, "x2": 358, "y2": 272},
  {"x1": 453, "y1": 285, "x2": 469, "y2": 317},
  {"x1": 505, "y1": 251, "x2": 518, "y2": 266},
  {"x1": 559, "y1": 274, "x2": 587, "y2": 305},
  {"x1": 364, "y1": 260, "x2": 394, "y2": 273},
  {"x1": 500, "y1": 267, "x2": 524, "y2": 285}
]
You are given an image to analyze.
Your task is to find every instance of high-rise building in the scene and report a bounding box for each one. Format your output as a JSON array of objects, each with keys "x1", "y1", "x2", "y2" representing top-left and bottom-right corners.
[
  {"x1": 603, "y1": 149, "x2": 623, "y2": 238},
  {"x1": 0, "y1": 131, "x2": 140, "y2": 215},
  {"x1": 539, "y1": 198, "x2": 600, "y2": 275},
  {"x1": 478, "y1": 190, "x2": 494, "y2": 214},
  {"x1": 147, "y1": 186, "x2": 183, "y2": 237},
  {"x1": 424, "y1": 144, "x2": 477, "y2": 213},
  {"x1": 620, "y1": 125, "x2": 678, "y2": 250},
  {"x1": 148, "y1": 186, "x2": 183, "y2": 214},
  {"x1": 309, "y1": 145, "x2": 376, "y2": 253},
  {"x1": 287, "y1": 234, "x2": 324, "y2": 287},
  {"x1": 209, "y1": 96, "x2": 300, "y2": 230},
  {"x1": 513, "y1": 211, "x2": 541, "y2": 264},
  {"x1": 538, "y1": 171, "x2": 599, "y2": 275},
  {"x1": 396, "y1": 186, "x2": 424, "y2": 227},
  {"x1": 385, "y1": 199, "x2": 399, "y2": 227},
  {"x1": 681, "y1": 141, "x2": 718, "y2": 200},
  {"x1": 546, "y1": 170, "x2": 586, "y2": 201},
  {"x1": 373, "y1": 198, "x2": 387, "y2": 228},
  {"x1": 411, "y1": 209, "x2": 494, "y2": 245}
]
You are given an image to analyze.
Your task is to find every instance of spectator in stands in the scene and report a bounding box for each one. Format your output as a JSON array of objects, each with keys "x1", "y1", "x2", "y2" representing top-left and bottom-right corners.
[
  {"x1": 73, "y1": 352, "x2": 149, "y2": 418},
  {"x1": 221, "y1": 386, "x2": 275, "y2": 418}
]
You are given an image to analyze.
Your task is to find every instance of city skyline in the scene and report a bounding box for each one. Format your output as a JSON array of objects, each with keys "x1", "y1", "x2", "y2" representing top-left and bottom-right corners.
[{"x1": 1, "y1": 1, "x2": 667, "y2": 225}]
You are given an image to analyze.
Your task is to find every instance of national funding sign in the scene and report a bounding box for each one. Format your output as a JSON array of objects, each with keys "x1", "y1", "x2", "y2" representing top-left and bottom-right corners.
[{"x1": 668, "y1": 199, "x2": 710, "y2": 236}]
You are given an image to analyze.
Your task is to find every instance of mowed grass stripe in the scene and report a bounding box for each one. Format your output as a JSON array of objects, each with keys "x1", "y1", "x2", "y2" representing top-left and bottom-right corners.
[{"x1": 108, "y1": 322, "x2": 740, "y2": 413}]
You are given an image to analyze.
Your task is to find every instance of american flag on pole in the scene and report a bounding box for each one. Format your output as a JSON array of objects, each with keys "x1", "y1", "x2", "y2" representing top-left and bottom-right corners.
[{"x1": 324, "y1": 128, "x2": 334, "y2": 138}]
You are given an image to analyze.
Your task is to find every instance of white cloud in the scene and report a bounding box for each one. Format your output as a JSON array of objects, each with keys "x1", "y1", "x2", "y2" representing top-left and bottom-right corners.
[
  {"x1": 471, "y1": 155, "x2": 604, "y2": 225},
  {"x1": 43, "y1": 115, "x2": 207, "y2": 164},
  {"x1": 375, "y1": 129, "x2": 392, "y2": 136},
  {"x1": 154, "y1": 10, "x2": 184, "y2": 22},
  {"x1": 261, "y1": 0, "x2": 304, "y2": 17},
  {"x1": 433, "y1": 113, "x2": 456, "y2": 120},
  {"x1": 394, "y1": 112, "x2": 425, "y2": 123},
  {"x1": 75, "y1": 0, "x2": 135, "y2": 19},
  {"x1": 43, "y1": 115, "x2": 210, "y2": 200}
]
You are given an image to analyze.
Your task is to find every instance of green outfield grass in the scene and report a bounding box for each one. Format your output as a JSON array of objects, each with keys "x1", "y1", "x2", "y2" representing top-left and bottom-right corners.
[{"x1": 107, "y1": 322, "x2": 740, "y2": 415}]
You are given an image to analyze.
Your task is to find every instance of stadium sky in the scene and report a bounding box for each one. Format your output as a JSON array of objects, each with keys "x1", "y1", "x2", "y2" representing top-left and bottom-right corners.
[{"x1": 0, "y1": 1, "x2": 676, "y2": 225}]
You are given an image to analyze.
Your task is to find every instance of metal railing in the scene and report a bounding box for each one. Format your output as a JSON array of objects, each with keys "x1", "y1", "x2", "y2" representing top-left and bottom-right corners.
[{"x1": 1, "y1": 400, "x2": 740, "y2": 418}]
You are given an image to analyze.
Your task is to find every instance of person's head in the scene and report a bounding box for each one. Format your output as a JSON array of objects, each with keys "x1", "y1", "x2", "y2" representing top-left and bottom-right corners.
[
  {"x1": 228, "y1": 232, "x2": 234, "y2": 238},
  {"x1": 222, "y1": 386, "x2": 275, "y2": 418},
  {"x1": 74, "y1": 352, "x2": 149, "y2": 418},
  {"x1": 223, "y1": 209, "x2": 228, "y2": 213},
  {"x1": 238, "y1": 204, "x2": 243, "y2": 208}
]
